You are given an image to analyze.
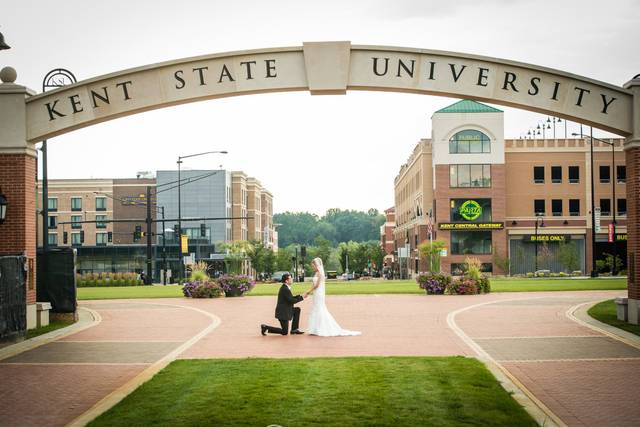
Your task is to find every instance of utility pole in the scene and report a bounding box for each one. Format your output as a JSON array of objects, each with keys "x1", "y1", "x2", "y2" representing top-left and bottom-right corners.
[{"x1": 146, "y1": 186, "x2": 153, "y2": 284}]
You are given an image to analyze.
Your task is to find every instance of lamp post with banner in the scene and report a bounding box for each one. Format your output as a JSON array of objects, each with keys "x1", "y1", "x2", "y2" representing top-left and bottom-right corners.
[{"x1": 41, "y1": 69, "x2": 77, "y2": 253}]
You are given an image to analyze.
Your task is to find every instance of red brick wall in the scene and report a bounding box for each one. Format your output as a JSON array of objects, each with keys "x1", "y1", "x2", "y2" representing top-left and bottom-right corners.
[
  {"x1": 0, "y1": 154, "x2": 37, "y2": 304},
  {"x1": 626, "y1": 147, "x2": 639, "y2": 300}
]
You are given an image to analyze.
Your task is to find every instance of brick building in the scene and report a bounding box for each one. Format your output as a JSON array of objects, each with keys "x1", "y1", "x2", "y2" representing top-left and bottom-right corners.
[{"x1": 394, "y1": 100, "x2": 627, "y2": 277}]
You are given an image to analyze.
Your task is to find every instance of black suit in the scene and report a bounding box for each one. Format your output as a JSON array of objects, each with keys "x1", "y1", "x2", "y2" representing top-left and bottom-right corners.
[{"x1": 265, "y1": 284, "x2": 304, "y2": 335}]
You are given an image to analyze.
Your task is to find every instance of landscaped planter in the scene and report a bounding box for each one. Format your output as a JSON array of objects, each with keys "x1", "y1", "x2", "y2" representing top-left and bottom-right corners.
[{"x1": 218, "y1": 274, "x2": 256, "y2": 297}]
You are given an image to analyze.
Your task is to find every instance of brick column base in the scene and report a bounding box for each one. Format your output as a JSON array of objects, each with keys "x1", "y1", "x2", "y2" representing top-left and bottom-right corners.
[
  {"x1": 0, "y1": 153, "x2": 37, "y2": 320},
  {"x1": 626, "y1": 147, "x2": 640, "y2": 324}
]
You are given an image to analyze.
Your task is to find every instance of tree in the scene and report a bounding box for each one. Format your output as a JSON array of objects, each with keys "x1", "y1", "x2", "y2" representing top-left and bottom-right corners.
[
  {"x1": 417, "y1": 239, "x2": 446, "y2": 273},
  {"x1": 247, "y1": 240, "x2": 273, "y2": 279},
  {"x1": 275, "y1": 247, "x2": 294, "y2": 272},
  {"x1": 558, "y1": 241, "x2": 580, "y2": 273},
  {"x1": 314, "y1": 236, "x2": 332, "y2": 266},
  {"x1": 218, "y1": 240, "x2": 251, "y2": 274},
  {"x1": 492, "y1": 247, "x2": 510, "y2": 275}
]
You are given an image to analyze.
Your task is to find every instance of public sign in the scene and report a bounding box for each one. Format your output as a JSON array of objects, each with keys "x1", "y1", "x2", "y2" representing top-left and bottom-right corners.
[
  {"x1": 616, "y1": 233, "x2": 627, "y2": 241},
  {"x1": 459, "y1": 200, "x2": 482, "y2": 221},
  {"x1": 594, "y1": 207, "x2": 601, "y2": 233},
  {"x1": 439, "y1": 222, "x2": 503, "y2": 230},
  {"x1": 608, "y1": 223, "x2": 615, "y2": 243},
  {"x1": 527, "y1": 234, "x2": 567, "y2": 242},
  {"x1": 180, "y1": 234, "x2": 189, "y2": 254}
]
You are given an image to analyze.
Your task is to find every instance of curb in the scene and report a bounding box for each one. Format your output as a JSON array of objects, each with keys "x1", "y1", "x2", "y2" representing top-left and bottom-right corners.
[
  {"x1": 0, "y1": 307, "x2": 101, "y2": 362},
  {"x1": 568, "y1": 300, "x2": 640, "y2": 350}
]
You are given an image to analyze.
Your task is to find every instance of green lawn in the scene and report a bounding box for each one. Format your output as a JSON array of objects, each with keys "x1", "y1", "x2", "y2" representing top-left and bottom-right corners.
[
  {"x1": 588, "y1": 299, "x2": 640, "y2": 337},
  {"x1": 26, "y1": 318, "x2": 76, "y2": 339},
  {"x1": 89, "y1": 357, "x2": 536, "y2": 427},
  {"x1": 77, "y1": 277, "x2": 627, "y2": 300}
]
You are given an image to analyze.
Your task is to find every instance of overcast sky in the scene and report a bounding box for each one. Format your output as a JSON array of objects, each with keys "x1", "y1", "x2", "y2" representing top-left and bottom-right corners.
[{"x1": 2, "y1": 0, "x2": 639, "y2": 215}]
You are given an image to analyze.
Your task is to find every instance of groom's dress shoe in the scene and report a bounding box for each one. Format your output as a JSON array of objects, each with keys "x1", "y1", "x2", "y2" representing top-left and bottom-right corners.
[
  {"x1": 291, "y1": 329, "x2": 304, "y2": 335},
  {"x1": 261, "y1": 324, "x2": 267, "y2": 336}
]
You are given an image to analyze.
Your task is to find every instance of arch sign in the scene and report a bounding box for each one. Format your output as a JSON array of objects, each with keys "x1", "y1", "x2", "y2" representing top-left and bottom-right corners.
[{"x1": 26, "y1": 41, "x2": 634, "y2": 142}]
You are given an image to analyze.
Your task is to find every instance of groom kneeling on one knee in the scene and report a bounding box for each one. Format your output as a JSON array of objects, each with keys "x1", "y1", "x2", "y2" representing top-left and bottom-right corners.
[{"x1": 261, "y1": 273, "x2": 308, "y2": 336}]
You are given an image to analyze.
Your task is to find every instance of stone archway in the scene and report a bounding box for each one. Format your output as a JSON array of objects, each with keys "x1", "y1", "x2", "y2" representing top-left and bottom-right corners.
[{"x1": 1, "y1": 41, "x2": 639, "y2": 324}]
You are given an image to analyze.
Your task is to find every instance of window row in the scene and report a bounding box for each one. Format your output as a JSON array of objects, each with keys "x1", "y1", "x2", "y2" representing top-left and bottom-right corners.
[
  {"x1": 47, "y1": 196, "x2": 108, "y2": 212},
  {"x1": 450, "y1": 164, "x2": 491, "y2": 188},
  {"x1": 598, "y1": 165, "x2": 626, "y2": 184},
  {"x1": 47, "y1": 215, "x2": 108, "y2": 229},
  {"x1": 533, "y1": 166, "x2": 580, "y2": 184},
  {"x1": 47, "y1": 232, "x2": 111, "y2": 246},
  {"x1": 599, "y1": 199, "x2": 627, "y2": 216},
  {"x1": 534, "y1": 199, "x2": 581, "y2": 216}
]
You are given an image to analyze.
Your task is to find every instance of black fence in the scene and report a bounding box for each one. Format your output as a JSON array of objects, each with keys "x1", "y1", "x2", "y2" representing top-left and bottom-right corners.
[
  {"x1": 37, "y1": 248, "x2": 77, "y2": 314},
  {"x1": 0, "y1": 255, "x2": 26, "y2": 341}
]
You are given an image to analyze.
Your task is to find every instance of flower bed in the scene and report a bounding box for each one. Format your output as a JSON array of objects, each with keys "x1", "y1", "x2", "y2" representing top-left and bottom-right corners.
[
  {"x1": 217, "y1": 274, "x2": 256, "y2": 297},
  {"x1": 416, "y1": 273, "x2": 451, "y2": 295},
  {"x1": 417, "y1": 273, "x2": 490, "y2": 295},
  {"x1": 182, "y1": 281, "x2": 223, "y2": 298}
]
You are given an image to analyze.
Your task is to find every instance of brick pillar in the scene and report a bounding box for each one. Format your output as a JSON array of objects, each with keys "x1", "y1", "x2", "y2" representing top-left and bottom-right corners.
[
  {"x1": 0, "y1": 67, "x2": 38, "y2": 328},
  {"x1": 625, "y1": 146, "x2": 640, "y2": 323},
  {"x1": 624, "y1": 76, "x2": 640, "y2": 324}
]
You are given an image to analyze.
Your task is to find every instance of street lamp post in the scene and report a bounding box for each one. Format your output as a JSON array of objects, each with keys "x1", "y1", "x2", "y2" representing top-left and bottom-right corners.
[
  {"x1": 177, "y1": 150, "x2": 227, "y2": 280},
  {"x1": 573, "y1": 131, "x2": 618, "y2": 276},
  {"x1": 534, "y1": 216, "x2": 544, "y2": 272}
]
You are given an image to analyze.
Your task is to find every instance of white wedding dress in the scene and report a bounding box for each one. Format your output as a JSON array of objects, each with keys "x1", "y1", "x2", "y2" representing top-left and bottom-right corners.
[{"x1": 307, "y1": 273, "x2": 361, "y2": 337}]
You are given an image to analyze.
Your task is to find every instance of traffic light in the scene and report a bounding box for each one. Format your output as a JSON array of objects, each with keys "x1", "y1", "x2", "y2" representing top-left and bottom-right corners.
[
  {"x1": 63, "y1": 231, "x2": 68, "y2": 244},
  {"x1": 134, "y1": 225, "x2": 142, "y2": 241},
  {"x1": 200, "y1": 223, "x2": 206, "y2": 237},
  {"x1": 173, "y1": 224, "x2": 180, "y2": 236},
  {"x1": 107, "y1": 231, "x2": 113, "y2": 243},
  {"x1": 80, "y1": 230, "x2": 85, "y2": 243}
]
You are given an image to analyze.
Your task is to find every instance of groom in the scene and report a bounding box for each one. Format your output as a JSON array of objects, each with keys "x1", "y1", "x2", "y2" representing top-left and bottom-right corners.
[{"x1": 261, "y1": 273, "x2": 306, "y2": 335}]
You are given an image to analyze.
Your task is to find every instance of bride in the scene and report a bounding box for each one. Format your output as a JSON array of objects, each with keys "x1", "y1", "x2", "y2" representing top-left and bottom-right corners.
[{"x1": 305, "y1": 257, "x2": 361, "y2": 336}]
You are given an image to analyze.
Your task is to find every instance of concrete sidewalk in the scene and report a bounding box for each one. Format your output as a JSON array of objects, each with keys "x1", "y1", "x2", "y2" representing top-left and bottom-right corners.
[{"x1": 0, "y1": 290, "x2": 634, "y2": 426}]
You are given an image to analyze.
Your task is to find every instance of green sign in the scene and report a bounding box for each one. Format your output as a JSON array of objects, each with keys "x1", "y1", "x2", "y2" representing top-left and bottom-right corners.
[{"x1": 459, "y1": 200, "x2": 482, "y2": 221}]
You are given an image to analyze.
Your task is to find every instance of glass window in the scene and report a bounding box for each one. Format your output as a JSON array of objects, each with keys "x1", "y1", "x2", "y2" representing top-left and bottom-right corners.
[
  {"x1": 551, "y1": 166, "x2": 562, "y2": 183},
  {"x1": 534, "y1": 200, "x2": 545, "y2": 216},
  {"x1": 96, "y1": 197, "x2": 107, "y2": 211},
  {"x1": 617, "y1": 199, "x2": 626, "y2": 216},
  {"x1": 71, "y1": 215, "x2": 82, "y2": 229},
  {"x1": 47, "y1": 198, "x2": 58, "y2": 211},
  {"x1": 600, "y1": 199, "x2": 611, "y2": 216},
  {"x1": 48, "y1": 216, "x2": 57, "y2": 229},
  {"x1": 96, "y1": 232, "x2": 108, "y2": 246},
  {"x1": 569, "y1": 166, "x2": 580, "y2": 183},
  {"x1": 599, "y1": 165, "x2": 610, "y2": 183},
  {"x1": 449, "y1": 130, "x2": 491, "y2": 154},
  {"x1": 534, "y1": 166, "x2": 545, "y2": 184},
  {"x1": 569, "y1": 199, "x2": 580, "y2": 216},
  {"x1": 71, "y1": 232, "x2": 82, "y2": 246},
  {"x1": 96, "y1": 215, "x2": 107, "y2": 229},
  {"x1": 451, "y1": 231, "x2": 492, "y2": 255},
  {"x1": 71, "y1": 197, "x2": 82, "y2": 211},
  {"x1": 617, "y1": 165, "x2": 626, "y2": 183},
  {"x1": 450, "y1": 199, "x2": 492, "y2": 222},
  {"x1": 450, "y1": 165, "x2": 491, "y2": 188},
  {"x1": 552, "y1": 199, "x2": 563, "y2": 216},
  {"x1": 47, "y1": 233, "x2": 58, "y2": 246}
]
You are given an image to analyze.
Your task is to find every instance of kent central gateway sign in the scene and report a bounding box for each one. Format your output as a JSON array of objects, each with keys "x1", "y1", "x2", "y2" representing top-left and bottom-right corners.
[{"x1": 26, "y1": 41, "x2": 633, "y2": 142}]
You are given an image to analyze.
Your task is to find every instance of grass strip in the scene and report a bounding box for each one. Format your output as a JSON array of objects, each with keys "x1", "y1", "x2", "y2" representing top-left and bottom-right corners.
[
  {"x1": 89, "y1": 357, "x2": 536, "y2": 427},
  {"x1": 588, "y1": 299, "x2": 640, "y2": 337}
]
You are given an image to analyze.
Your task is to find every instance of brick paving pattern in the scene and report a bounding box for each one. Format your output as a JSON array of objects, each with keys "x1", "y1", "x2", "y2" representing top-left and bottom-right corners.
[{"x1": 1, "y1": 290, "x2": 637, "y2": 427}]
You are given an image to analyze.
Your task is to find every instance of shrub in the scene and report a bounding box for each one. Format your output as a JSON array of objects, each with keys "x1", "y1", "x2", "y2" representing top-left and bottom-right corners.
[
  {"x1": 477, "y1": 277, "x2": 491, "y2": 293},
  {"x1": 187, "y1": 261, "x2": 211, "y2": 282},
  {"x1": 550, "y1": 273, "x2": 559, "y2": 277},
  {"x1": 416, "y1": 273, "x2": 450, "y2": 295},
  {"x1": 217, "y1": 274, "x2": 256, "y2": 296},
  {"x1": 526, "y1": 272, "x2": 534, "y2": 278},
  {"x1": 182, "y1": 281, "x2": 223, "y2": 298}
]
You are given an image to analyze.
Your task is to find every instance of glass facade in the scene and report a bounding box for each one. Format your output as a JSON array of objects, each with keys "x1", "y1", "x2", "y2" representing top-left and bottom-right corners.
[
  {"x1": 449, "y1": 164, "x2": 491, "y2": 188},
  {"x1": 449, "y1": 130, "x2": 491, "y2": 154},
  {"x1": 509, "y1": 237, "x2": 586, "y2": 274},
  {"x1": 451, "y1": 231, "x2": 492, "y2": 255}
]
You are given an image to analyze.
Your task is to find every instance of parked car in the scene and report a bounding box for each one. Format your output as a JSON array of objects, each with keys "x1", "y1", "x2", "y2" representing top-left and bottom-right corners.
[{"x1": 271, "y1": 271, "x2": 290, "y2": 282}]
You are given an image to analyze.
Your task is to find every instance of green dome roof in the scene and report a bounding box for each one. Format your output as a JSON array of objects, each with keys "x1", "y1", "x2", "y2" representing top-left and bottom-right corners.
[{"x1": 435, "y1": 99, "x2": 502, "y2": 113}]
